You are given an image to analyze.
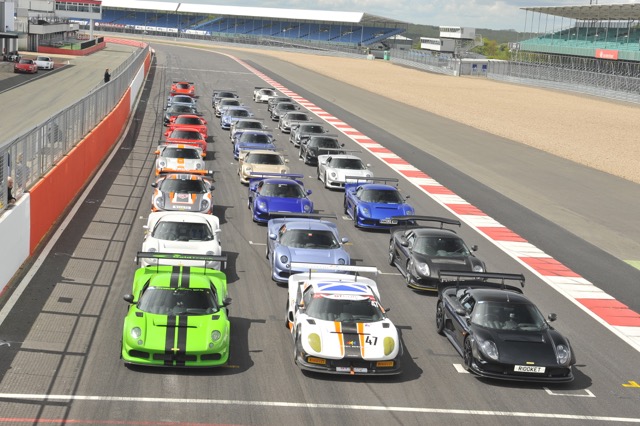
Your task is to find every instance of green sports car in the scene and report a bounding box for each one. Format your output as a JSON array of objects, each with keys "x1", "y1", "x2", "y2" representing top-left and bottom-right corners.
[{"x1": 121, "y1": 253, "x2": 231, "y2": 367}]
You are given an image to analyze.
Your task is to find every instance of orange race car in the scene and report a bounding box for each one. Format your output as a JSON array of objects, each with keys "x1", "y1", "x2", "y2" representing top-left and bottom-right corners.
[
  {"x1": 164, "y1": 114, "x2": 208, "y2": 140},
  {"x1": 163, "y1": 128, "x2": 208, "y2": 155},
  {"x1": 170, "y1": 81, "x2": 196, "y2": 97}
]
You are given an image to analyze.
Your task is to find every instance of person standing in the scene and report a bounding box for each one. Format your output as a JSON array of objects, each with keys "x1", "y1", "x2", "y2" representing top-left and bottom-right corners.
[{"x1": 104, "y1": 68, "x2": 111, "y2": 83}]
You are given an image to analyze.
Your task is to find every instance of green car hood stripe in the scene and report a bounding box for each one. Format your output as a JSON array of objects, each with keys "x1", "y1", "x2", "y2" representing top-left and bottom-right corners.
[{"x1": 164, "y1": 315, "x2": 177, "y2": 366}]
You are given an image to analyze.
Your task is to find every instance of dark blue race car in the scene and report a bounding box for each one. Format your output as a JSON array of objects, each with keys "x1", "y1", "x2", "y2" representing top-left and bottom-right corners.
[
  {"x1": 344, "y1": 177, "x2": 414, "y2": 229},
  {"x1": 233, "y1": 130, "x2": 276, "y2": 160},
  {"x1": 248, "y1": 173, "x2": 313, "y2": 224}
]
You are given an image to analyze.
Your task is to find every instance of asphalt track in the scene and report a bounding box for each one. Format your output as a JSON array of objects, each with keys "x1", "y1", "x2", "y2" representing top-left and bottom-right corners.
[{"x1": 0, "y1": 41, "x2": 639, "y2": 425}]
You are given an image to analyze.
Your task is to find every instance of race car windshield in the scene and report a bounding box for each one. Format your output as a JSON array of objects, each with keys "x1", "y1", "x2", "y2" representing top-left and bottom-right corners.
[
  {"x1": 175, "y1": 117, "x2": 202, "y2": 125},
  {"x1": 239, "y1": 134, "x2": 271, "y2": 144},
  {"x1": 152, "y1": 221, "x2": 214, "y2": 241},
  {"x1": 359, "y1": 189, "x2": 402, "y2": 204},
  {"x1": 169, "y1": 105, "x2": 196, "y2": 113},
  {"x1": 173, "y1": 96, "x2": 194, "y2": 104},
  {"x1": 237, "y1": 121, "x2": 263, "y2": 130},
  {"x1": 262, "y1": 89, "x2": 276, "y2": 96},
  {"x1": 332, "y1": 159, "x2": 365, "y2": 169},
  {"x1": 260, "y1": 183, "x2": 305, "y2": 198},
  {"x1": 413, "y1": 237, "x2": 470, "y2": 256},
  {"x1": 176, "y1": 83, "x2": 190, "y2": 89},
  {"x1": 163, "y1": 147, "x2": 200, "y2": 159},
  {"x1": 228, "y1": 110, "x2": 250, "y2": 117},
  {"x1": 306, "y1": 297, "x2": 383, "y2": 322},
  {"x1": 220, "y1": 100, "x2": 241, "y2": 107},
  {"x1": 285, "y1": 114, "x2": 308, "y2": 121},
  {"x1": 161, "y1": 179, "x2": 207, "y2": 193},
  {"x1": 170, "y1": 130, "x2": 203, "y2": 140},
  {"x1": 277, "y1": 104, "x2": 296, "y2": 111},
  {"x1": 279, "y1": 229, "x2": 340, "y2": 249},
  {"x1": 471, "y1": 301, "x2": 547, "y2": 331},
  {"x1": 246, "y1": 153, "x2": 283, "y2": 165},
  {"x1": 138, "y1": 288, "x2": 218, "y2": 315},
  {"x1": 310, "y1": 139, "x2": 340, "y2": 148},
  {"x1": 300, "y1": 125, "x2": 325, "y2": 133}
]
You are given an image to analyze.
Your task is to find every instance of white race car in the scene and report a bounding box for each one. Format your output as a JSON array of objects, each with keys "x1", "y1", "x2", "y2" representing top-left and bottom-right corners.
[
  {"x1": 34, "y1": 56, "x2": 54, "y2": 70},
  {"x1": 286, "y1": 263, "x2": 402, "y2": 375},
  {"x1": 317, "y1": 154, "x2": 373, "y2": 189},
  {"x1": 154, "y1": 144, "x2": 205, "y2": 176},
  {"x1": 141, "y1": 212, "x2": 223, "y2": 270},
  {"x1": 253, "y1": 86, "x2": 277, "y2": 103}
]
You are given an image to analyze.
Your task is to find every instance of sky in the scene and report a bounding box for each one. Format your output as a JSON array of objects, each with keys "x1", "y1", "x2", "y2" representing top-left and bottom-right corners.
[{"x1": 177, "y1": 0, "x2": 638, "y2": 31}]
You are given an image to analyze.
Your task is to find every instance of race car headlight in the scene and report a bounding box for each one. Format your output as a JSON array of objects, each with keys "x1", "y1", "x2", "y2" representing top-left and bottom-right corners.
[
  {"x1": 330, "y1": 172, "x2": 337, "y2": 179},
  {"x1": 384, "y1": 337, "x2": 395, "y2": 356},
  {"x1": 477, "y1": 337, "x2": 499, "y2": 361},
  {"x1": 415, "y1": 262, "x2": 430, "y2": 277},
  {"x1": 280, "y1": 255, "x2": 289, "y2": 264},
  {"x1": 158, "y1": 160, "x2": 166, "y2": 168},
  {"x1": 338, "y1": 258, "x2": 346, "y2": 265},
  {"x1": 405, "y1": 208, "x2": 415, "y2": 215},
  {"x1": 360, "y1": 207, "x2": 370, "y2": 217},
  {"x1": 308, "y1": 333, "x2": 321, "y2": 352},
  {"x1": 211, "y1": 330, "x2": 222, "y2": 341},
  {"x1": 245, "y1": 166, "x2": 252, "y2": 173},
  {"x1": 195, "y1": 162, "x2": 203, "y2": 169},
  {"x1": 472, "y1": 265, "x2": 485, "y2": 273},
  {"x1": 258, "y1": 201, "x2": 267, "y2": 211},
  {"x1": 155, "y1": 197, "x2": 164, "y2": 209},
  {"x1": 303, "y1": 204, "x2": 311, "y2": 212},
  {"x1": 200, "y1": 199, "x2": 210, "y2": 211},
  {"x1": 556, "y1": 344, "x2": 571, "y2": 365},
  {"x1": 130, "y1": 327, "x2": 142, "y2": 339},
  {"x1": 280, "y1": 169, "x2": 288, "y2": 174}
]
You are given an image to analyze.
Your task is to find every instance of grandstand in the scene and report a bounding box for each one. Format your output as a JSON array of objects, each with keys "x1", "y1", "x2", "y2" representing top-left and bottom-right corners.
[
  {"x1": 518, "y1": 3, "x2": 640, "y2": 62},
  {"x1": 79, "y1": 0, "x2": 408, "y2": 48}
]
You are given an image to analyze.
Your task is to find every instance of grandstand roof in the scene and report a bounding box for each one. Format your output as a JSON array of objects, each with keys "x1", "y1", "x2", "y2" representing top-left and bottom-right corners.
[
  {"x1": 521, "y1": 3, "x2": 640, "y2": 21},
  {"x1": 100, "y1": 0, "x2": 408, "y2": 25}
]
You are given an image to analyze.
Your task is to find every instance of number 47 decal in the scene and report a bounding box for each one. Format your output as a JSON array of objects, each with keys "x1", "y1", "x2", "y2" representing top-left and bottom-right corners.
[{"x1": 365, "y1": 336, "x2": 378, "y2": 345}]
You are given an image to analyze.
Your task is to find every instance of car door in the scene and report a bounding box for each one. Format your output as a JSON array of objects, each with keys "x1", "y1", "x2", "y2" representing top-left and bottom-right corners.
[
  {"x1": 397, "y1": 230, "x2": 415, "y2": 272},
  {"x1": 451, "y1": 291, "x2": 475, "y2": 350}
]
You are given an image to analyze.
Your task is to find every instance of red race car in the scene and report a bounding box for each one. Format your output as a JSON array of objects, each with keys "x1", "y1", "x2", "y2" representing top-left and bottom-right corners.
[
  {"x1": 163, "y1": 128, "x2": 207, "y2": 155},
  {"x1": 14, "y1": 58, "x2": 38, "y2": 74},
  {"x1": 165, "y1": 114, "x2": 208, "y2": 140},
  {"x1": 170, "y1": 81, "x2": 196, "y2": 97}
]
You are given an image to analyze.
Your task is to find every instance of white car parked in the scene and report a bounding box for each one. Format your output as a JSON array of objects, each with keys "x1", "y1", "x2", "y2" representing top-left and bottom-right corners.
[
  {"x1": 286, "y1": 263, "x2": 403, "y2": 375},
  {"x1": 253, "y1": 86, "x2": 277, "y2": 103},
  {"x1": 141, "y1": 212, "x2": 223, "y2": 270},
  {"x1": 317, "y1": 154, "x2": 373, "y2": 189},
  {"x1": 34, "y1": 56, "x2": 54, "y2": 70}
]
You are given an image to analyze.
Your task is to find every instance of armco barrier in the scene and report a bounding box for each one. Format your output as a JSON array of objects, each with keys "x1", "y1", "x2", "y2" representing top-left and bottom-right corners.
[{"x1": 29, "y1": 88, "x2": 132, "y2": 253}]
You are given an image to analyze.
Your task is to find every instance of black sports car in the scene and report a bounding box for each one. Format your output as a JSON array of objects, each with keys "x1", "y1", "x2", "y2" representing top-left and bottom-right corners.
[
  {"x1": 163, "y1": 104, "x2": 199, "y2": 126},
  {"x1": 388, "y1": 216, "x2": 485, "y2": 291},
  {"x1": 436, "y1": 271, "x2": 575, "y2": 382},
  {"x1": 299, "y1": 135, "x2": 345, "y2": 165}
]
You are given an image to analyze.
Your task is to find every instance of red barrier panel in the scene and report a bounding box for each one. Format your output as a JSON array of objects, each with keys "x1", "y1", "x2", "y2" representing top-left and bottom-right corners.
[
  {"x1": 38, "y1": 42, "x2": 106, "y2": 56},
  {"x1": 29, "y1": 89, "x2": 132, "y2": 253}
]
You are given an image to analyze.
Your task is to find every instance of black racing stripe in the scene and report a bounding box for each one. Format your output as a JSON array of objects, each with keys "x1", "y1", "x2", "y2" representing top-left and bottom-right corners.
[
  {"x1": 341, "y1": 322, "x2": 361, "y2": 358},
  {"x1": 181, "y1": 266, "x2": 191, "y2": 288},
  {"x1": 165, "y1": 315, "x2": 177, "y2": 366},
  {"x1": 175, "y1": 316, "x2": 188, "y2": 367},
  {"x1": 170, "y1": 266, "x2": 180, "y2": 289}
]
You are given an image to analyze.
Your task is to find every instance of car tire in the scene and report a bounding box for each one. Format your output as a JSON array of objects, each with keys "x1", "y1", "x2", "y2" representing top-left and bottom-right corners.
[
  {"x1": 317, "y1": 168, "x2": 321, "y2": 181},
  {"x1": 388, "y1": 240, "x2": 396, "y2": 266},
  {"x1": 285, "y1": 300, "x2": 290, "y2": 329},
  {"x1": 292, "y1": 329, "x2": 300, "y2": 365},
  {"x1": 353, "y1": 207, "x2": 359, "y2": 228},
  {"x1": 343, "y1": 198, "x2": 349, "y2": 214},
  {"x1": 265, "y1": 242, "x2": 270, "y2": 260},
  {"x1": 463, "y1": 337, "x2": 473, "y2": 371},
  {"x1": 436, "y1": 301, "x2": 445, "y2": 335}
]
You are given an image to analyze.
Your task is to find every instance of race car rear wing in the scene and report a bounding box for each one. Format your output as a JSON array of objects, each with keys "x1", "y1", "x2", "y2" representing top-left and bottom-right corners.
[
  {"x1": 173, "y1": 80, "x2": 195, "y2": 84},
  {"x1": 268, "y1": 212, "x2": 337, "y2": 220},
  {"x1": 290, "y1": 262, "x2": 378, "y2": 278},
  {"x1": 437, "y1": 271, "x2": 525, "y2": 295},
  {"x1": 344, "y1": 176, "x2": 399, "y2": 192},
  {"x1": 136, "y1": 251, "x2": 228, "y2": 271},
  {"x1": 254, "y1": 86, "x2": 276, "y2": 91},
  {"x1": 248, "y1": 172, "x2": 304, "y2": 189},
  {"x1": 389, "y1": 215, "x2": 461, "y2": 234}
]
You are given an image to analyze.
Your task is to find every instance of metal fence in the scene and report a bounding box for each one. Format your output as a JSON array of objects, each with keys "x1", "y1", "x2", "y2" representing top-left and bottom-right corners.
[
  {"x1": 487, "y1": 60, "x2": 640, "y2": 104},
  {"x1": 0, "y1": 45, "x2": 149, "y2": 214}
]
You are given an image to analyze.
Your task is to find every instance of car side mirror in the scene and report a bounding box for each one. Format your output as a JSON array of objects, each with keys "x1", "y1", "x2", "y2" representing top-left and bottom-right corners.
[
  {"x1": 151, "y1": 183, "x2": 158, "y2": 188},
  {"x1": 210, "y1": 185, "x2": 215, "y2": 192},
  {"x1": 222, "y1": 297, "x2": 232, "y2": 307},
  {"x1": 471, "y1": 245, "x2": 478, "y2": 251},
  {"x1": 341, "y1": 237, "x2": 349, "y2": 244},
  {"x1": 405, "y1": 195, "x2": 410, "y2": 199},
  {"x1": 455, "y1": 307, "x2": 466, "y2": 316},
  {"x1": 124, "y1": 294, "x2": 134, "y2": 303},
  {"x1": 288, "y1": 311, "x2": 295, "y2": 322},
  {"x1": 269, "y1": 233, "x2": 277, "y2": 240},
  {"x1": 400, "y1": 239, "x2": 408, "y2": 247},
  {"x1": 366, "y1": 164, "x2": 371, "y2": 167},
  {"x1": 306, "y1": 189, "x2": 312, "y2": 195},
  {"x1": 548, "y1": 313, "x2": 557, "y2": 322},
  {"x1": 284, "y1": 159, "x2": 289, "y2": 163},
  {"x1": 215, "y1": 229, "x2": 222, "y2": 234},
  {"x1": 466, "y1": 315, "x2": 472, "y2": 326},
  {"x1": 340, "y1": 143, "x2": 345, "y2": 147}
]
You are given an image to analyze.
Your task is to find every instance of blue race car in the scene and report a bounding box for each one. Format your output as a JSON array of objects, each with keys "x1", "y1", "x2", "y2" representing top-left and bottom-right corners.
[
  {"x1": 232, "y1": 130, "x2": 276, "y2": 160},
  {"x1": 248, "y1": 173, "x2": 313, "y2": 224},
  {"x1": 266, "y1": 213, "x2": 350, "y2": 283},
  {"x1": 343, "y1": 176, "x2": 414, "y2": 229},
  {"x1": 220, "y1": 106, "x2": 253, "y2": 130}
]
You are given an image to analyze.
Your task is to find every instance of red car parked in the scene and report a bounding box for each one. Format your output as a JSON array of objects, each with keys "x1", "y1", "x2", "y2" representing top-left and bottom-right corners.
[
  {"x1": 14, "y1": 58, "x2": 38, "y2": 74},
  {"x1": 164, "y1": 128, "x2": 207, "y2": 155},
  {"x1": 170, "y1": 81, "x2": 196, "y2": 97},
  {"x1": 165, "y1": 114, "x2": 208, "y2": 140}
]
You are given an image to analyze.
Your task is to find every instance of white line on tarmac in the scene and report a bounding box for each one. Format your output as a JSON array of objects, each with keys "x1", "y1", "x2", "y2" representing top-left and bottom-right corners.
[{"x1": 0, "y1": 393, "x2": 632, "y2": 422}]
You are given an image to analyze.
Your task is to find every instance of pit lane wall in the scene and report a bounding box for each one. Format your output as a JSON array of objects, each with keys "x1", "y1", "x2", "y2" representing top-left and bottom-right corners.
[{"x1": 0, "y1": 41, "x2": 151, "y2": 295}]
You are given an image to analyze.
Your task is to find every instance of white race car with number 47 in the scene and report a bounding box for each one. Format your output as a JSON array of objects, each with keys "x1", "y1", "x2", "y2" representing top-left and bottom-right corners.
[{"x1": 286, "y1": 263, "x2": 402, "y2": 375}]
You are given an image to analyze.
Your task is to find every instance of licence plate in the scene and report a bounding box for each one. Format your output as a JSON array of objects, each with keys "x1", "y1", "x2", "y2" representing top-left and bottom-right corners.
[
  {"x1": 380, "y1": 219, "x2": 398, "y2": 225},
  {"x1": 514, "y1": 365, "x2": 545, "y2": 374},
  {"x1": 336, "y1": 367, "x2": 368, "y2": 373}
]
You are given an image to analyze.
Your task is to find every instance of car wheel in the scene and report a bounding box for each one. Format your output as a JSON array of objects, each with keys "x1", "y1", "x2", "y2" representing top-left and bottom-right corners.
[
  {"x1": 265, "y1": 242, "x2": 270, "y2": 260},
  {"x1": 285, "y1": 300, "x2": 290, "y2": 329},
  {"x1": 463, "y1": 337, "x2": 473, "y2": 371},
  {"x1": 292, "y1": 329, "x2": 300, "y2": 365},
  {"x1": 405, "y1": 261, "x2": 413, "y2": 286},
  {"x1": 353, "y1": 207, "x2": 359, "y2": 228},
  {"x1": 388, "y1": 240, "x2": 396, "y2": 266},
  {"x1": 317, "y1": 168, "x2": 321, "y2": 181},
  {"x1": 436, "y1": 301, "x2": 445, "y2": 335},
  {"x1": 343, "y1": 198, "x2": 349, "y2": 214},
  {"x1": 298, "y1": 148, "x2": 303, "y2": 159}
]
